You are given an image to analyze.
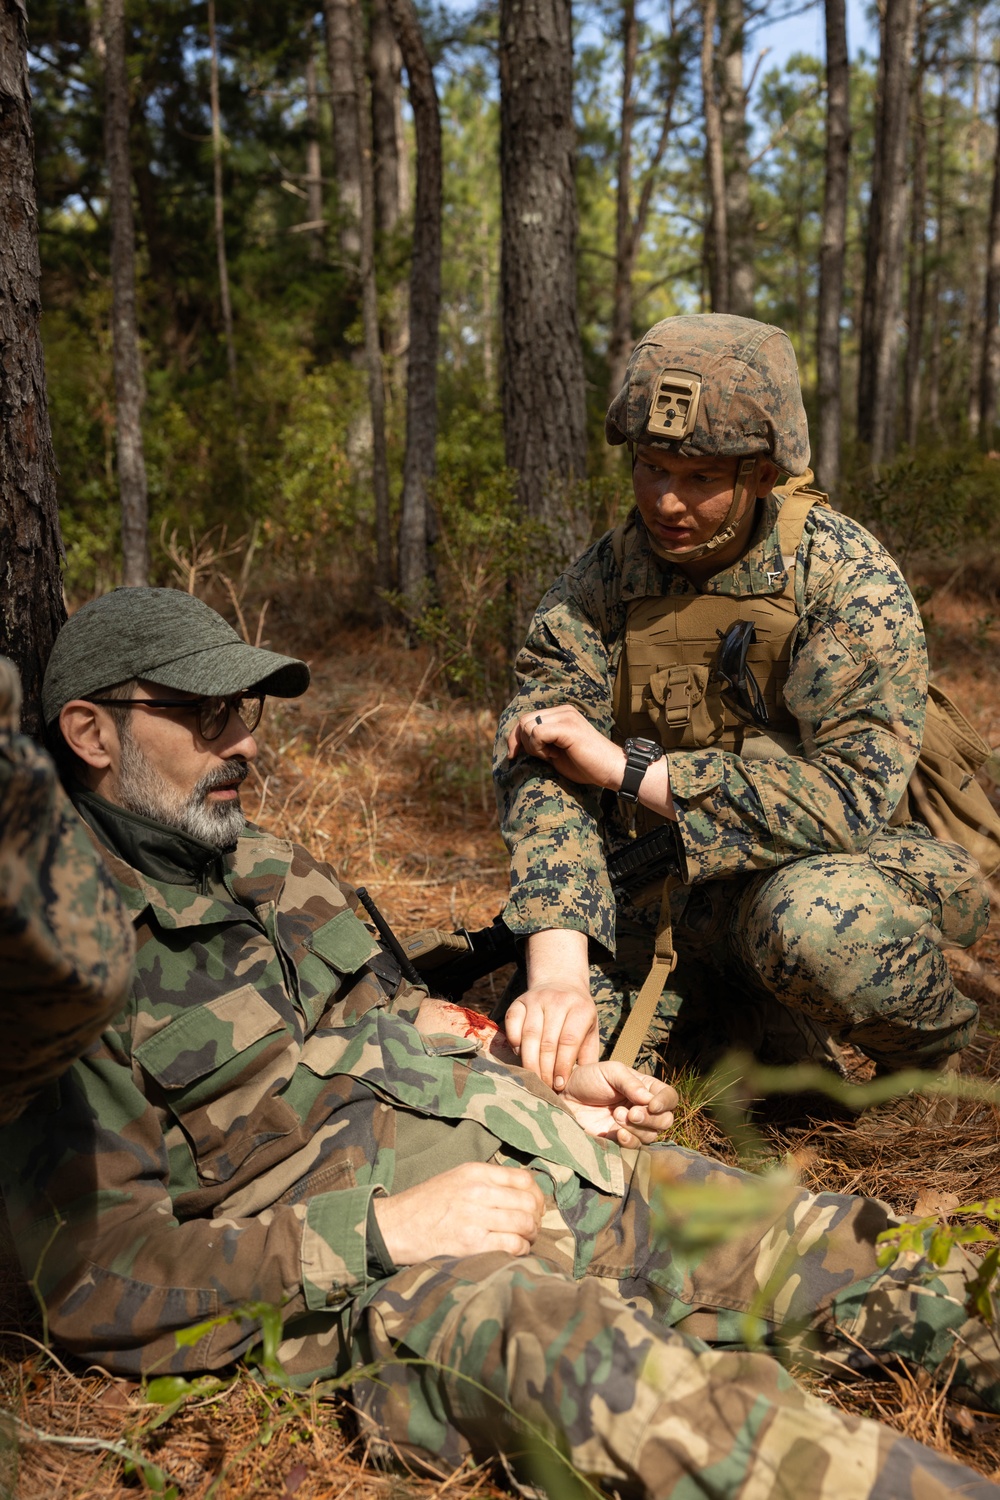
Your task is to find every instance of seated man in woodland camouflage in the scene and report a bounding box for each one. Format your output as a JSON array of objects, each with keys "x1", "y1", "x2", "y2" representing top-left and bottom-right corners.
[{"x1": 3, "y1": 587, "x2": 1000, "y2": 1500}]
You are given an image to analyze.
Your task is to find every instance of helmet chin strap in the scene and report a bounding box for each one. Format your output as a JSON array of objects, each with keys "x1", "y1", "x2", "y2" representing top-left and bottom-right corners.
[{"x1": 649, "y1": 456, "x2": 760, "y2": 564}]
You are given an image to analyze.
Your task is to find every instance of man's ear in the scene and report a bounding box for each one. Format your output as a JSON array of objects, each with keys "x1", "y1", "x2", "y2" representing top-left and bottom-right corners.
[
  {"x1": 756, "y1": 459, "x2": 780, "y2": 497},
  {"x1": 59, "y1": 700, "x2": 117, "y2": 771}
]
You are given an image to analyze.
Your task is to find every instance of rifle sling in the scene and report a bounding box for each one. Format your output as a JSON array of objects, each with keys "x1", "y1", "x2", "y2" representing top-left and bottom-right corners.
[{"x1": 609, "y1": 873, "x2": 680, "y2": 1068}]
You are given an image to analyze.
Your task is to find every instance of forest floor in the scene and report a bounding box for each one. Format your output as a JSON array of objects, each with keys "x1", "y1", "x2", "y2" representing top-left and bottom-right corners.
[{"x1": 3, "y1": 572, "x2": 1000, "y2": 1499}]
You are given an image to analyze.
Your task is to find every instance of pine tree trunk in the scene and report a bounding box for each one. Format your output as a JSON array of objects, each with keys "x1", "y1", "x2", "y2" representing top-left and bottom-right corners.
[
  {"x1": 966, "y1": 12, "x2": 984, "y2": 438},
  {"x1": 0, "y1": 0, "x2": 66, "y2": 736},
  {"x1": 979, "y1": 49, "x2": 1000, "y2": 448},
  {"x1": 386, "y1": 0, "x2": 441, "y2": 606},
  {"x1": 324, "y1": 0, "x2": 363, "y2": 260},
  {"x1": 104, "y1": 0, "x2": 149, "y2": 587},
  {"x1": 815, "y1": 0, "x2": 850, "y2": 496},
  {"x1": 349, "y1": 0, "x2": 392, "y2": 595},
  {"x1": 370, "y1": 0, "x2": 409, "y2": 390},
  {"x1": 701, "y1": 0, "x2": 729, "y2": 311},
  {"x1": 720, "y1": 0, "x2": 753, "y2": 316},
  {"x1": 857, "y1": 0, "x2": 916, "y2": 465},
  {"x1": 304, "y1": 46, "x2": 325, "y2": 259},
  {"x1": 607, "y1": 0, "x2": 638, "y2": 405},
  {"x1": 500, "y1": 0, "x2": 589, "y2": 588},
  {"x1": 902, "y1": 7, "x2": 927, "y2": 449},
  {"x1": 208, "y1": 0, "x2": 236, "y2": 391}
]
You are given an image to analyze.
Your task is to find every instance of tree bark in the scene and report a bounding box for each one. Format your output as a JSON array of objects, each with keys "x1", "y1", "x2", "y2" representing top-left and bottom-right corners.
[
  {"x1": 966, "y1": 11, "x2": 984, "y2": 437},
  {"x1": 386, "y1": 0, "x2": 441, "y2": 606},
  {"x1": 701, "y1": 0, "x2": 729, "y2": 311},
  {"x1": 304, "y1": 45, "x2": 325, "y2": 259},
  {"x1": 857, "y1": 0, "x2": 917, "y2": 465},
  {"x1": 370, "y1": 0, "x2": 403, "y2": 240},
  {"x1": 104, "y1": 0, "x2": 149, "y2": 586},
  {"x1": 0, "y1": 0, "x2": 66, "y2": 736},
  {"x1": 719, "y1": 0, "x2": 753, "y2": 316},
  {"x1": 902, "y1": 6, "x2": 928, "y2": 449},
  {"x1": 208, "y1": 0, "x2": 236, "y2": 391},
  {"x1": 815, "y1": 0, "x2": 850, "y2": 495},
  {"x1": 979, "y1": 49, "x2": 1000, "y2": 448},
  {"x1": 323, "y1": 0, "x2": 363, "y2": 260},
  {"x1": 350, "y1": 0, "x2": 392, "y2": 595},
  {"x1": 500, "y1": 0, "x2": 589, "y2": 583},
  {"x1": 607, "y1": 0, "x2": 638, "y2": 402}
]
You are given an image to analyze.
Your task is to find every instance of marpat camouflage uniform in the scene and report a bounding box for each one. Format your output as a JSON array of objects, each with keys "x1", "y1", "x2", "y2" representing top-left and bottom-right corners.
[
  {"x1": 0, "y1": 658, "x2": 133, "y2": 1123},
  {"x1": 2, "y1": 814, "x2": 1000, "y2": 1497},
  {"x1": 495, "y1": 498, "x2": 988, "y2": 1071}
]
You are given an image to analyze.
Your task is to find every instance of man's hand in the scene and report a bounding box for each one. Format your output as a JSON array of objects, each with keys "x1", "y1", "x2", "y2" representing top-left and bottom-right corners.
[
  {"x1": 372, "y1": 1163, "x2": 545, "y2": 1265},
  {"x1": 505, "y1": 982, "x2": 600, "y2": 1090},
  {"x1": 507, "y1": 929, "x2": 600, "y2": 1090},
  {"x1": 559, "y1": 1061, "x2": 677, "y2": 1146},
  {"x1": 507, "y1": 703, "x2": 625, "y2": 791}
]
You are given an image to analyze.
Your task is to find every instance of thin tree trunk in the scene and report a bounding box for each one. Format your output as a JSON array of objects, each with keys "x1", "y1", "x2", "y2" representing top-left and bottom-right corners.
[
  {"x1": 324, "y1": 0, "x2": 363, "y2": 260},
  {"x1": 386, "y1": 0, "x2": 441, "y2": 606},
  {"x1": 370, "y1": 0, "x2": 402, "y2": 239},
  {"x1": 607, "y1": 0, "x2": 638, "y2": 404},
  {"x1": 720, "y1": 0, "x2": 752, "y2": 315},
  {"x1": 499, "y1": 0, "x2": 589, "y2": 587},
  {"x1": 857, "y1": 0, "x2": 916, "y2": 465},
  {"x1": 0, "y1": 0, "x2": 66, "y2": 735},
  {"x1": 967, "y1": 9, "x2": 983, "y2": 437},
  {"x1": 104, "y1": 0, "x2": 149, "y2": 586},
  {"x1": 304, "y1": 46, "x2": 325, "y2": 259},
  {"x1": 927, "y1": 73, "x2": 945, "y2": 434},
  {"x1": 347, "y1": 0, "x2": 392, "y2": 595},
  {"x1": 208, "y1": 0, "x2": 236, "y2": 391},
  {"x1": 701, "y1": 0, "x2": 729, "y2": 311},
  {"x1": 815, "y1": 0, "x2": 850, "y2": 496},
  {"x1": 903, "y1": 7, "x2": 928, "y2": 448},
  {"x1": 370, "y1": 0, "x2": 408, "y2": 390},
  {"x1": 979, "y1": 48, "x2": 1000, "y2": 448}
]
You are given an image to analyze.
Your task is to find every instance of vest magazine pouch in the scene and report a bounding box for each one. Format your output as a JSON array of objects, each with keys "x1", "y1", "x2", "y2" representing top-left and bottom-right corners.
[
  {"x1": 904, "y1": 684, "x2": 1000, "y2": 881},
  {"x1": 641, "y1": 663, "x2": 725, "y2": 747}
]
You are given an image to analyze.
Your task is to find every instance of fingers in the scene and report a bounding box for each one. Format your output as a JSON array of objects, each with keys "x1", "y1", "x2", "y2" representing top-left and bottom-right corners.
[{"x1": 515, "y1": 990, "x2": 596, "y2": 1089}]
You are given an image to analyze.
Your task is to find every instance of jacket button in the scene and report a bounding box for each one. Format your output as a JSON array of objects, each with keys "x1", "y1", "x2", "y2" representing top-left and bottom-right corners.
[{"x1": 325, "y1": 1287, "x2": 348, "y2": 1308}]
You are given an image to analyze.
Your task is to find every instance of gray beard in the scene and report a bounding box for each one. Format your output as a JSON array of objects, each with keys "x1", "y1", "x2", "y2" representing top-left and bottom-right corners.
[{"x1": 115, "y1": 727, "x2": 248, "y2": 850}]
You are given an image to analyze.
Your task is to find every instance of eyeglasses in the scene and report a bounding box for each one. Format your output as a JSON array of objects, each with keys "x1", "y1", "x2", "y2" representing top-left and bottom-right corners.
[
  {"x1": 86, "y1": 693, "x2": 264, "y2": 742},
  {"x1": 714, "y1": 620, "x2": 769, "y2": 727}
]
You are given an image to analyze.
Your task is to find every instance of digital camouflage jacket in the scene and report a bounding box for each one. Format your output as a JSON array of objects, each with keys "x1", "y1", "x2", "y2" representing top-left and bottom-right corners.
[
  {"x1": 0, "y1": 822, "x2": 621, "y2": 1375},
  {"x1": 495, "y1": 497, "x2": 928, "y2": 953},
  {"x1": 0, "y1": 660, "x2": 134, "y2": 1124}
]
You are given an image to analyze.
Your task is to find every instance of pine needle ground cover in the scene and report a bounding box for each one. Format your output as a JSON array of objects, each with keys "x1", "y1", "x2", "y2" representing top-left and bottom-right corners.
[{"x1": 2, "y1": 584, "x2": 999, "y2": 1498}]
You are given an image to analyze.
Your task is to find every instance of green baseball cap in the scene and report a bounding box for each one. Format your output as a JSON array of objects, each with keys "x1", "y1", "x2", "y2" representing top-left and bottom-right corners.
[{"x1": 42, "y1": 587, "x2": 310, "y2": 727}]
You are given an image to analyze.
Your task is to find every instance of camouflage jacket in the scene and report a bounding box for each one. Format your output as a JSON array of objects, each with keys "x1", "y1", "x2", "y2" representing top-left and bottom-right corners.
[
  {"x1": 0, "y1": 661, "x2": 133, "y2": 1124},
  {"x1": 0, "y1": 819, "x2": 621, "y2": 1375},
  {"x1": 494, "y1": 498, "x2": 927, "y2": 952}
]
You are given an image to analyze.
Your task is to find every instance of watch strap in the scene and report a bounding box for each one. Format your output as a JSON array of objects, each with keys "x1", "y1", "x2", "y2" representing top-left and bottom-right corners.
[{"x1": 619, "y1": 737, "x2": 664, "y2": 803}]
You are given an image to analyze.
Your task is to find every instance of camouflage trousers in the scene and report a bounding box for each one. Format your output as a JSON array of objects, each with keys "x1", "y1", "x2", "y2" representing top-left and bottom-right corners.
[
  {"x1": 594, "y1": 823, "x2": 988, "y2": 1072},
  {"x1": 274, "y1": 1145, "x2": 1000, "y2": 1498}
]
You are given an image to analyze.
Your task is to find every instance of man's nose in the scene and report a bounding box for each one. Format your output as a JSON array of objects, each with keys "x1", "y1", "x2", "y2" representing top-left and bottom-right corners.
[{"x1": 218, "y1": 712, "x2": 258, "y2": 761}]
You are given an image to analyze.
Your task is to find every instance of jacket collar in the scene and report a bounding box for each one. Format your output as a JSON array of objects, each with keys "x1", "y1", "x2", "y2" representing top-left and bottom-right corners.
[{"x1": 71, "y1": 787, "x2": 292, "y2": 928}]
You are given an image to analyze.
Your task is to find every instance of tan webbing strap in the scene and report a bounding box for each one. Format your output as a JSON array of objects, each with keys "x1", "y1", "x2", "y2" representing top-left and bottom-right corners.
[{"x1": 610, "y1": 874, "x2": 681, "y2": 1067}]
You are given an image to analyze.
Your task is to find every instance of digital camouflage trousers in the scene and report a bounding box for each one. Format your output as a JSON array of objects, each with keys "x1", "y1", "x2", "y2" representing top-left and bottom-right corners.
[
  {"x1": 272, "y1": 1144, "x2": 1000, "y2": 1499},
  {"x1": 593, "y1": 824, "x2": 988, "y2": 1073}
]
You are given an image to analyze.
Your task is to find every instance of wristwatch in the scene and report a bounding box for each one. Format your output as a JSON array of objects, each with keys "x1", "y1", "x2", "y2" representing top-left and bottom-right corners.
[{"x1": 619, "y1": 737, "x2": 665, "y2": 803}]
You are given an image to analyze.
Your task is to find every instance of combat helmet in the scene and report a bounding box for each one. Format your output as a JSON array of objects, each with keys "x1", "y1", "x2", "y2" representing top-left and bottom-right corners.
[{"x1": 606, "y1": 314, "x2": 810, "y2": 562}]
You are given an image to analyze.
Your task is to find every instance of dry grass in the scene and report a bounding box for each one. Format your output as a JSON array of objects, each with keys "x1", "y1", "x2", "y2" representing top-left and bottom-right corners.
[{"x1": 3, "y1": 581, "x2": 1000, "y2": 1497}]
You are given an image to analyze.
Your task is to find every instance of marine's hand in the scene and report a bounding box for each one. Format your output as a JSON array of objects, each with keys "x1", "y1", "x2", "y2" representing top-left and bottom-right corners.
[
  {"x1": 372, "y1": 1163, "x2": 545, "y2": 1264},
  {"x1": 505, "y1": 983, "x2": 601, "y2": 1091},
  {"x1": 560, "y1": 1061, "x2": 677, "y2": 1146},
  {"x1": 506, "y1": 703, "x2": 625, "y2": 790}
]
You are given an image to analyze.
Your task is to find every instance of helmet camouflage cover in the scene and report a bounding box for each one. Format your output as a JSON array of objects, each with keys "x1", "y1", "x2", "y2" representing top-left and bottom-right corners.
[{"x1": 605, "y1": 314, "x2": 810, "y2": 475}]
